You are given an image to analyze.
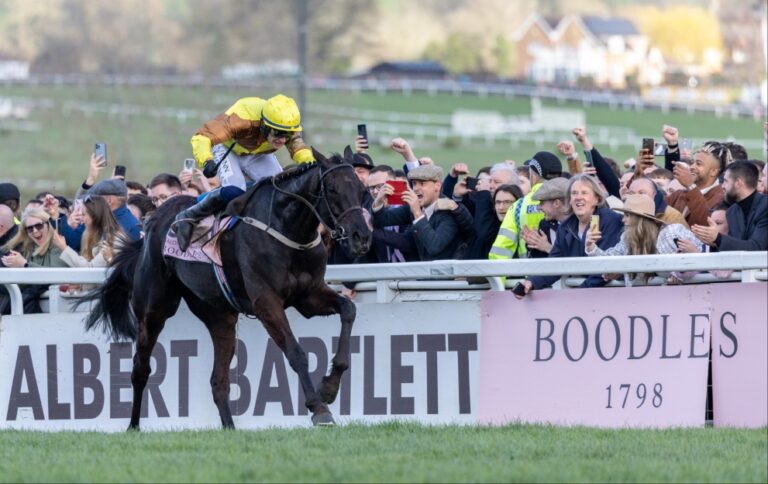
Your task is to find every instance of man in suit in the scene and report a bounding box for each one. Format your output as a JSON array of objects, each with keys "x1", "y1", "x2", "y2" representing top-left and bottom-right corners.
[{"x1": 372, "y1": 164, "x2": 472, "y2": 261}]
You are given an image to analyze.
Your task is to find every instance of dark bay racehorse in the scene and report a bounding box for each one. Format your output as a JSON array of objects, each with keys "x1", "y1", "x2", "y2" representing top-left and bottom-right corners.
[{"x1": 82, "y1": 149, "x2": 371, "y2": 429}]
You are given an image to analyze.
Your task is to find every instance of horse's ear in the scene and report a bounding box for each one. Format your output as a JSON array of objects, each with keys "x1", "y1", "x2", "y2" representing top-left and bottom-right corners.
[
  {"x1": 312, "y1": 147, "x2": 327, "y2": 165},
  {"x1": 343, "y1": 145, "x2": 353, "y2": 162}
]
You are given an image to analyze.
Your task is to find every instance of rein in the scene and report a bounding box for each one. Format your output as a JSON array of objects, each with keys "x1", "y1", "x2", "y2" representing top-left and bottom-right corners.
[
  {"x1": 269, "y1": 163, "x2": 363, "y2": 243},
  {"x1": 238, "y1": 162, "x2": 363, "y2": 250}
]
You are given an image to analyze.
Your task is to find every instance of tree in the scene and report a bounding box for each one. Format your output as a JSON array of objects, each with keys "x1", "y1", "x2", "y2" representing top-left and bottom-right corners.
[
  {"x1": 424, "y1": 33, "x2": 485, "y2": 74},
  {"x1": 631, "y1": 5, "x2": 724, "y2": 66}
]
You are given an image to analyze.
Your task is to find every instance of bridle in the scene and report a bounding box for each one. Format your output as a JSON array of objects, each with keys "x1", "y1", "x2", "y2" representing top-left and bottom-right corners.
[{"x1": 270, "y1": 163, "x2": 364, "y2": 242}]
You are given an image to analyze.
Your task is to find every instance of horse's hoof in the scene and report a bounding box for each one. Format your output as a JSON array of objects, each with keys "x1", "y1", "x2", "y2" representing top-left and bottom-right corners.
[{"x1": 311, "y1": 412, "x2": 335, "y2": 427}]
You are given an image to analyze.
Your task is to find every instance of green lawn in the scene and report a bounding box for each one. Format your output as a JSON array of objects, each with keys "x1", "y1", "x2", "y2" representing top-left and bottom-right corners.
[
  {"x1": 1, "y1": 83, "x2": 763, "y2": 199},
  {"x1": 0, "y1": 423, "x2": 765, "y2": 482}
]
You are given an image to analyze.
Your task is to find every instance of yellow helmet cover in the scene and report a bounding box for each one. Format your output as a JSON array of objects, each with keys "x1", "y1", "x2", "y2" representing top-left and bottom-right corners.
[{"x1": 261, "y1": 94, "x2": 302, "y2": 131}]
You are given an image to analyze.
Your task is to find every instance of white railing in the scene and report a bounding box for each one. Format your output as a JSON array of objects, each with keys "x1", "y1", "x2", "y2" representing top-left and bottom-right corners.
[{"x1": 1, "y1": 252, "x2": 765, "y2": 315}]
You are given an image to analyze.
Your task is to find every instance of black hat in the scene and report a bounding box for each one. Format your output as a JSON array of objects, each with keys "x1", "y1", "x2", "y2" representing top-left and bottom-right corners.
[
  {"x1": 0, "y1": 182, "x2": 20, "y2": 203},
  {"x1": 524, "y1": 152, "x2": 563, "y2": 179},
  {"x1": 344, "y1": 145, "x2": 375, "y2": 170},
  {"x1": 351, "y1": 152, "x2": 374, "y2": 170}
]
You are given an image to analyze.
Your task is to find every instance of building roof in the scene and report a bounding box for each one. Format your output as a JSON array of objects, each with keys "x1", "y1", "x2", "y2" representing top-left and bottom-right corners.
[
  {"x1": 368, "y1": 61, "x2": 447, "y2": 75},
  {"x1": 542, "y1": 16, "x2": 561, "y2": 30},
  {"x1": 581, "y1": 16, "x2": 640, "y2": 36}
]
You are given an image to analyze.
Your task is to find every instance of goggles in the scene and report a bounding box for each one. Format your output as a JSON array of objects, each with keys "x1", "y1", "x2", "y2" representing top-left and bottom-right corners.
[{"x1": 270, "y1": 128, "x2": 293, "y2": 139}]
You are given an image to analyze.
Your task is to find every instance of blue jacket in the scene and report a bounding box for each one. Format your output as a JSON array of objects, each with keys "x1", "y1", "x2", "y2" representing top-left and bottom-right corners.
[
  {"x1": 528, "y1": 205, "x2": 623, "y2": 289},
  {"x1": 113, "y1": 204, "x2": 142, "y2": 241},
  {"x1": 57, "y1": 215, "x2": 85, "y2": 252}
]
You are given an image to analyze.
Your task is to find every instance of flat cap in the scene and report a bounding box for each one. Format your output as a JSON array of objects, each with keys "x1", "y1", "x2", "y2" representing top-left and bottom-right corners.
[
  {"x1": 88, "y1": 179, "x2": 128, "y2": 197},
  {"x1": 532, "y1": 177, "x2": 569, "y2": 201},
  {"x1": 407, "y1": 164, "x2": 443, "y2": 182}
]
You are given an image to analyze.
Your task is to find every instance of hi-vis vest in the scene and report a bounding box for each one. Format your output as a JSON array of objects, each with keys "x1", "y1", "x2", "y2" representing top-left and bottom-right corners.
[{"x1": 488, "y1": 182, "x2": 544, "y2": 259}]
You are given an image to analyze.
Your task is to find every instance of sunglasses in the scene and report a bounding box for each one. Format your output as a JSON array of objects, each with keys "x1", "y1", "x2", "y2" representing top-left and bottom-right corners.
[
  {"x1": 270, "y1": 129, "x2": 293, "y2": 139},
  {"x1": 25, "y1": 222, "x2": 47, "y2": 233}
]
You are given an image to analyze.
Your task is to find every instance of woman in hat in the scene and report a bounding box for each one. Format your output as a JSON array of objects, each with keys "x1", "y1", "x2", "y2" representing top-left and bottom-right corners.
[{"x1": 585, "y1": 194, "x2": 703, "y2": 258}]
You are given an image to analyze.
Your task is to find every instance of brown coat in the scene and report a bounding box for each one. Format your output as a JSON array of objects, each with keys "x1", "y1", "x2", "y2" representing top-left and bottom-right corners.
[
  {"x1": 190, "y1": 97, "x2": 313, "y2": 165},
  {"x1": 666, "y1": 184, "x2": 723, "y2": 227},
  {"x1": 196, "y1": 112, "x2": 309, "y2": 157}
]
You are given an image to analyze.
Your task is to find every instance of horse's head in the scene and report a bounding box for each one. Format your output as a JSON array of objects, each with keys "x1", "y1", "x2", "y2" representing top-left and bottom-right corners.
[{"x1": 314, "y1": 147, "x2": 372, "y2": 257}]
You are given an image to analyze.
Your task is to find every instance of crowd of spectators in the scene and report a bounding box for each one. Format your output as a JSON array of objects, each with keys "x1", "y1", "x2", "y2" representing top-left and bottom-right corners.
[{"x1": 1, "y1": 121, "x2": 766, "y2": 310}]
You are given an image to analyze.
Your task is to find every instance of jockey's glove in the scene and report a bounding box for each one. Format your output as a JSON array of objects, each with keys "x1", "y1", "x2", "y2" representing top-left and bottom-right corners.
[{"x1": 202, "y1": 159, "x2": 218, "y2": 178}]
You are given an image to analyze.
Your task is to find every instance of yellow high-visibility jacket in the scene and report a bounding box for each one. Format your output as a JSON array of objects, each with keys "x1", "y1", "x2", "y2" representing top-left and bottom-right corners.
[
  {"x1": 190, "y1": 97, "x2": 313, "y2": 167},
  {"x1": 488, "y1": 182, "x2": 544, "y2": 259}
]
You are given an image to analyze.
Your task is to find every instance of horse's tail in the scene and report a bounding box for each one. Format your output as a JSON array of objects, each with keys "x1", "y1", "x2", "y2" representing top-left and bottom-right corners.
[{"x1": 77, "y1": 237, "x2": 143, "y2": 341}]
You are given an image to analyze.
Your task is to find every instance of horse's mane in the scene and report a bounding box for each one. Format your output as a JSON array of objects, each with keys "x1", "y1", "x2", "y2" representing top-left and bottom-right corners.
[{"x1": 225, "y1": 153, "x2": 346, "y2": 216}]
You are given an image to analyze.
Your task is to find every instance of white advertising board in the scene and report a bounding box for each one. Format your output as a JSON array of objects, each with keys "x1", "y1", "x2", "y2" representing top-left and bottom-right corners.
[{"x1": 0, "y1": 301, "x2": 481, "y2": 431}]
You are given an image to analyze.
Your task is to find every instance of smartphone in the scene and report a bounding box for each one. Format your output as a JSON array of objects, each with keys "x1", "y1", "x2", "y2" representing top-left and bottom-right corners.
[
  {"x1": 673, "y1": 237, "x2": 680, "y2": 246},
  {"x1": 590, "y1": 214, "x2": 600, "y2": 232},
  {"x1": 94, "y1": 142, "x2": 107, "y2": 166},
  {"x1": 386, "y1": 180, "x2": 407, "y2": 205},
  {"x1": 183, "y1": 158, "x2": 195, "y2": 172},
  {"x1": 357, "y1": 124, "x2": 368, "y2": 141},
  {"x1": 114, "y1": 165, "x2": 126, "y2": 178},
  {"x1": 72, "y1": 198, "x2": 84, "y2": 214},
  {"x1": 679, "y1": 138, "x2": 693, "y2": 161},
  {"x1": 641, "y1": 138, "x2": 654, "y2": 156},
  {"x1": 465, "y1": 176, "x2": 478, "y2": 190},
  {"x1": 512, "y1": 282, "x2": 527, "y2": 297}
]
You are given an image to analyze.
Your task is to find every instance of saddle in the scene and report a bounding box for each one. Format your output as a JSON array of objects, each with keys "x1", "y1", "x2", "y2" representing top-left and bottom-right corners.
[{"x1": 164, "y1": 215, "x2": 235, "y2": 266}]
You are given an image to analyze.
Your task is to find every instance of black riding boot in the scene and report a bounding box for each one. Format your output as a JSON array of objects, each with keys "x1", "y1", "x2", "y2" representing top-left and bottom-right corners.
[{"x1": 173, "y1": 191, "x2": 229, "y2": 252}]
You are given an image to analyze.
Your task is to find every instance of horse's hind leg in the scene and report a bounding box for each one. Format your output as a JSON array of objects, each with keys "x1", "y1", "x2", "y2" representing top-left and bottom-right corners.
[
  {"x1": 295, "y1": 286, "x2": 355, "y2": 405},
  {"x1": 254, "y1": 300, "x2": 334, "y2": 426},
  {"x1": 129, "y1": 312, "x2": 169, "y2": 430},
  {"x1": 184, "y1": 296, "x2": 239, "y2": 429},
  {"x1": 128, "y1": 287, "x2": 182, "y2": 430}
]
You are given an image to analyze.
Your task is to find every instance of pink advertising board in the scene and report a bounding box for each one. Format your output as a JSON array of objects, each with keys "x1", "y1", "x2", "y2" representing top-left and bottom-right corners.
[
  {"x1": 711, "y1": 283, "x2": 768, "y2": 428},
  {"x1": 478, "y1": 285, "x2": 711, "y2": 428}
]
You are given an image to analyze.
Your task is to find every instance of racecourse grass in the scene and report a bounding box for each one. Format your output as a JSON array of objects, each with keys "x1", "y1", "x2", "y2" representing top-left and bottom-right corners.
[
  {"x1": 2, "y1": 83, "x2": 764, "y2": 198},
  {"x1": 1, "y1": 422, "x2": 766, "y2": 483}
]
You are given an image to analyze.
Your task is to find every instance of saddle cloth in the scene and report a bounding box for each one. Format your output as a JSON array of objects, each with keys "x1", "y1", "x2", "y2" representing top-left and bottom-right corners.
[{"x1": 164, "y1": 215, "x2": 234, "y2": 266}]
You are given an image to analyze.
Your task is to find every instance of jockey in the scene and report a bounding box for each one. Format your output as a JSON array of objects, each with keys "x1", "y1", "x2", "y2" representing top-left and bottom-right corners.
[{"x1": 174, "y1": 94, "x2": 314, "y2": 251}]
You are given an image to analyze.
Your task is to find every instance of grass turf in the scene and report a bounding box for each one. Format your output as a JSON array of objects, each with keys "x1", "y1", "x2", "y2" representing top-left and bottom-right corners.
[{"x1": 0, "y1": 422, "x2": 766, "y2": 483}]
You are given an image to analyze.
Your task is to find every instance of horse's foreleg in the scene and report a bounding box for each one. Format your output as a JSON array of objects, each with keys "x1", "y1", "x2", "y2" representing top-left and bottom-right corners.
[
  {"x1": 255, "y1": 304, "x2": 334, "y2": 426},
  {"x1": 317, "y1": 294, "x2": 355, "y2": 404},
  {"x1": 129, "y1": 314, "x2": 166, "y2": 430}
]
